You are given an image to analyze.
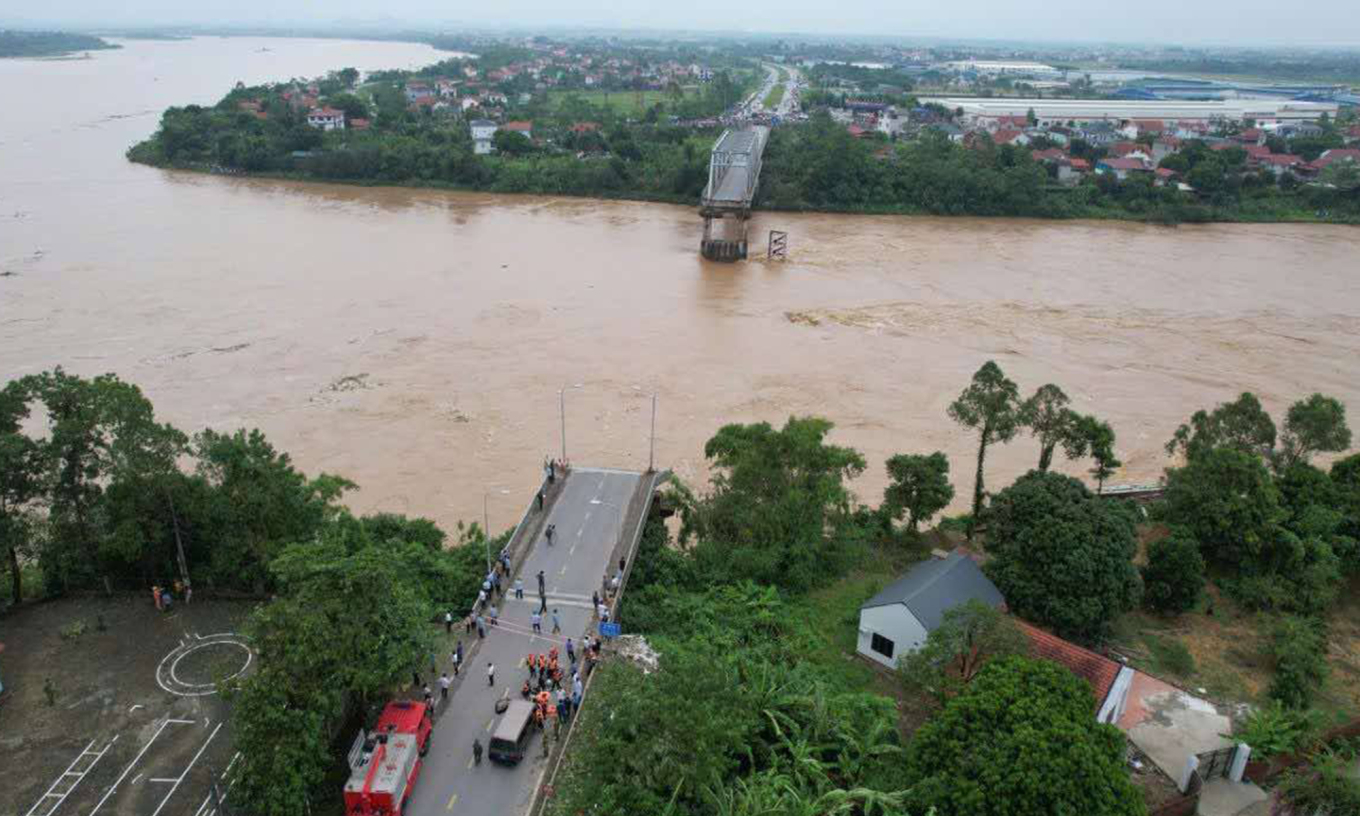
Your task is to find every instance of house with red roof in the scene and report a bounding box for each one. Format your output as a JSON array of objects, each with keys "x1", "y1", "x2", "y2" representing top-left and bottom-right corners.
[
  {"x1": 1237, "y1": 127, "x2": 1265, "y2": 145},
  {"x1": 1096, "y1": 157, "x2": 1151, "y2": 180},
  {"x1": 305, "y1": 107, "x2": 346, "y2": 131},
  {"x1": 503, "y1": 121, "x2": 534, "y2": 140},
  {"x1": 1132, "y1": 119, "x2": 1165, "y2": 136},
  {"x1": 1256, "y1": 153, "x2": 1304, "y2": 177},
  {"x1": 990, "y1": 128, "x2": 1030, "y2": 146},
  {"x1": 1310, "y1": 148, "x2": 1360, "y2": 172},
  {"x1": 1030, "y1": 147, "x2": 1067, "y2": 163},
  {"x1": 569, "y1": 122, "x2": 600, "y2": 133},
  {"x1": 1109, "y1": 141, "x2": 1151, "y2": 161},
  {"x1": 1014, "y1": 620, "x2": 1130, "y2": 720}
]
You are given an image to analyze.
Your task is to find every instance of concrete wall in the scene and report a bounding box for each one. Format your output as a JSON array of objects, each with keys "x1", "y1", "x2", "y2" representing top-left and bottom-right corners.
[{"x1": 856, "y1": 604, "x2": 928, "y2": 670}]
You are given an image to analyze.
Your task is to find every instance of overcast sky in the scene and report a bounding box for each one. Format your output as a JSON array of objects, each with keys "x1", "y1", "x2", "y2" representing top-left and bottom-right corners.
[{"x1": 9, "y1": 0, "x2": 1360, "y2": 47}]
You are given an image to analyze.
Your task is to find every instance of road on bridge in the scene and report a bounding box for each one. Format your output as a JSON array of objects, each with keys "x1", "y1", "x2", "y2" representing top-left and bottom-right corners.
[{"x1": 406, "y1": 467, "x2": 642, "y2": 816}]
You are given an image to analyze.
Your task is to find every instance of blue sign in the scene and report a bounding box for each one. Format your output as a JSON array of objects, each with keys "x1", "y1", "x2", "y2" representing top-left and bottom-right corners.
[{"x1": 599, "y1": 622, "x2": 621, "y2": 639}]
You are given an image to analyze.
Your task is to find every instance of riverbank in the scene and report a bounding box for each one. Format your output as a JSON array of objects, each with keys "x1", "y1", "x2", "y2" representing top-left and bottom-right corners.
[{"x1": 125, "y1": 151, "x2": 1360, "y2": 226}]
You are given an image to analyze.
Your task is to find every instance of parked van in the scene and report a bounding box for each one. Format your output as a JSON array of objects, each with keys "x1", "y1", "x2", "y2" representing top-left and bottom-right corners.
[{"x1": 489, "y1": 699, "x2": 536, "y2": 765}]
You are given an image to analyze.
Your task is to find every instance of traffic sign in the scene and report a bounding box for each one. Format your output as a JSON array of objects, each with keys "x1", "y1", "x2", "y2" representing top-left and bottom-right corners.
[{"x1": 599, "y1": 622, "x2": 621, "y2": 639}]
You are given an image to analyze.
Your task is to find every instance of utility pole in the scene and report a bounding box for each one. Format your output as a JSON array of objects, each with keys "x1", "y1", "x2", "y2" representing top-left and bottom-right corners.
[
  {"x1": 165, "y1": 486, "x2": 189, "y2": 589},
  {"x1": 559, "y1": 388, "x2": 566, "y2": 463},
  {"x1": 649, "y1": 393, "x2": 657, "y2": 473}
]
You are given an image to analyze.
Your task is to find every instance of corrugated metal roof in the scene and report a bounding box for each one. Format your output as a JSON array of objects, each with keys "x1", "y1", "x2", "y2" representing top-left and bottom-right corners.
[{"x1": 860, "y1": 552, "x2": 1003, "y2": 631}]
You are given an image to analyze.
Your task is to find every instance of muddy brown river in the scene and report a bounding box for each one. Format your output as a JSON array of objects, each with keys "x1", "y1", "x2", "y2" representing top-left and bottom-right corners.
[{"x1": 3, "y1": 37, "x2": 1359, "y2": 532}]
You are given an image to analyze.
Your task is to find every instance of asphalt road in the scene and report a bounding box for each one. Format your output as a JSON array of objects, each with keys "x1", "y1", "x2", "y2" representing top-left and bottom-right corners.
[{"x1": 406, "y1": 467, "x2": 642, "y2": 816}]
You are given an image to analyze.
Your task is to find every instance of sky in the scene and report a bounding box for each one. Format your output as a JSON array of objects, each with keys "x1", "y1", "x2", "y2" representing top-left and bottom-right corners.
[{"x1": 8, "y1": 0, "x2": 1360, "y2": 47}]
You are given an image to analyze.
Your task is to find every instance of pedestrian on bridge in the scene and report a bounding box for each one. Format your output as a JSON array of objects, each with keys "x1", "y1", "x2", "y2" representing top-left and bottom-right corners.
[
  {"x1": 489, "y1": 604, "x2": 499, "y2": 626},
  {"x1": 545, "y1": 524, "x2": 556, "y2": 546},
  {"x1": 531, "y1": 610, "x2": 542, "y2": 634},
  {"x1": 476, "y1": 614, "x2": 486, "y2": 639},
  {"x1": 537, "y1": 570, "x2": 546, "y2": 595},
  {"x1": 473, "y1": 738, "x2": 483, "y2": 765},
  {"x1": 444, "y1": 610, "x2": 453, "y2": 633},
  {"x1": 439, "y1": 672, "x2": 450, "y2": 700},
  {"x1": 565, "y1": 638, "x2": 575, "y2": 664},
  {"x1": 552, "y1": 609, "x2": 561, "y2": 634},
  {"x1": 514, "y1": 578, "x2": 523, "y2": 599},
  {"x1": 487, "y1": 662, "x2": 496, "y2": 687}
]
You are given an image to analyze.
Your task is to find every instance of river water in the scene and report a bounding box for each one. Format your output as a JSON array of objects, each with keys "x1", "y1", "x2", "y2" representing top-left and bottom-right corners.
[{"x1": 3, "y1": 37, "x2": 1359, "y2": 532}]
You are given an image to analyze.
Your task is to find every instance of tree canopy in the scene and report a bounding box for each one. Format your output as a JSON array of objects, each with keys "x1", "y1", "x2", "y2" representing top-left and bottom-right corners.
[
  {"x1": 904, "y1": 656, "x2": 1145, "y2": 816},
  {"x1": 983, "y1": 471, "x2": 1141, "y2": 642},
  {"x1": 883, "y1": 452, "x2": 955, "y2": 533},
  {"x1": 897, "y1": 598, "x2": 1030, "y2": 703}
]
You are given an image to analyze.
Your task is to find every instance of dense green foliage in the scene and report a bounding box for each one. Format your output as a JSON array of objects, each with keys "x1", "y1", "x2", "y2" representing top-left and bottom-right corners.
[
  {"x1": 897, "y1": 598, "x2": 1030, "y2": 703},
  {"x1": 0, "y1": 30, "x2": 118, "y2": 57},
  {"x1": 674, "y1": 417, "x2": 867, "y2": 593},
  {"x1": 1159, "y1": 392, "x2": 1356, "y2": 615},
  {"x1": 983, "y1": 471, "x2": 1141, "y2": 642},
  {"x1": 1141, "y1": 531, "x2": 1206, "y2": 614},
  {"x1": 1233, "y1": 700, "x2": 1323, "y2": 759},
  {"x1": 1268, "y1": 615, "x2": 1330, "y2": 709},
  {"x1": 882, "y1": 452, "x2": 954, "y2": 533},
  {"x1": 903, "y1": 656, "x2": 1145, "y2": 816},
  {"x1": 549, "y1": 555, "x2": 914, "y2": 816},
  {"x1": 756, "y1": 114, "x2": 1360, "y2": 223},
  {"x1": 1273, "y1": 748, "x2": 1360, "y2": 814}
]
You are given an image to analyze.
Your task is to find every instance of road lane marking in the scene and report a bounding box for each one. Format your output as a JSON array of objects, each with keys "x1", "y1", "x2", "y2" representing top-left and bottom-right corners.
[
  {"x1": 447, "y1": 793, "x2": 458, "y2": 810},
  {"x1": 486, "y1": 717, "x2": 495, "y2": 731},
  {"x1": 149, "y1": 722, "x2": 223, "y2": 816},
  {"x1": 89, "y1": 718, "x2": 180, "y2": 815}
]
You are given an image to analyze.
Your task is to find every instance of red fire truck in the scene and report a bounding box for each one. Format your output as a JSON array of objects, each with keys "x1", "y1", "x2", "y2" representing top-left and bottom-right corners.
[{"x1": 343, "y1": 701, "x2": 433, "y2": 816}]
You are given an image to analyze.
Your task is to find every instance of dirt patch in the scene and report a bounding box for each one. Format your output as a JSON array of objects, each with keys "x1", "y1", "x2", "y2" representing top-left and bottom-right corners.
[{"x1": 0, "y1": 596, "x2": 254, "y2": 816}]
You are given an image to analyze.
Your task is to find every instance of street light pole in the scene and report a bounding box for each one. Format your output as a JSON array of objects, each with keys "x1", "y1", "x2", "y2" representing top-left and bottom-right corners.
[
  {"x1": 559, "y1": 387, "x2": 566, "y2": 463},
  {"x1": 649, "y1": 393, "x2": 657, "y2": 472},
  {"x1": 482, "y1": 490, "x2": 492, "y2": 574}
]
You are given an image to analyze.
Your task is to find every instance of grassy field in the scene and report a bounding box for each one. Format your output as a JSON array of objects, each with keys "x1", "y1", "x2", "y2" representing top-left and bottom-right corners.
[{"x1": 547, "y1": 88, "x2": 692, "y2": 115}]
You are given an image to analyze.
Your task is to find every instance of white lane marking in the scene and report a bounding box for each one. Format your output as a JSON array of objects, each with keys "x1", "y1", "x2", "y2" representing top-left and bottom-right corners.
[
  {"x1": 22, "y1": 737, "x2": 113, "y2": 816},
  {"x1": 89, "y1": 719, "x2": 180, "y2": 815},
  {"x1": 572, "y1": 467, "x2": 642, "y2": 476},
  {"x1": 148, "y1": 722, "x2": 223, "y2": 816}
]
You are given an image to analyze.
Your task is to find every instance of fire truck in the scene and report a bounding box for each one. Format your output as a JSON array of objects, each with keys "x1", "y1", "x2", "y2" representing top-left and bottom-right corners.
[{"x1": 343, "y1": 701, "x2": 433, "y2": 816}]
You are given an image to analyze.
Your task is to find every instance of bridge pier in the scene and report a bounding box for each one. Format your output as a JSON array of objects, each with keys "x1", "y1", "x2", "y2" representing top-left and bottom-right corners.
[{"x1": 699, "y1": 211, "x2": 749, "y2": 262}]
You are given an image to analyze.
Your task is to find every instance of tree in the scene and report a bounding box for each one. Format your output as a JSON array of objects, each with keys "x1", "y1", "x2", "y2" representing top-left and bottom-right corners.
[
  {"x1": 680, "y1": 417, "x2": 866, "y2": 592},
  {"x1": 1268, "y1": 615, "x2": 1329, "y2": 709},
  {"x1": 493, "y1": 128, "x2": 533, "y2": 156},
  {"x1": 1165, "y1": 392, "x2": 1276, "y2": 463},
  {"x1": 1018, "y1": 384, "x2": 1076, "y2": 472},
  {"x1": 20, "y1": 369, "x2": 186, "y2": 590},
  {"x1": 194, "y1": 428, "x2": 353, "y2": 589},
  {"x1": 948, "y1": 362, "x2": 1022, "y2": 539},
  {"x1": 336, "y1": 66, "x2": 360, "y2": 88},
  {"x1": 328, "y1": 92, "x2": 370, "y2": 122},
  {"x1": 983, "y1": 471, "x2": 1141, "y2": 642},
  {"x1": 904, "y1": 656, "x2": 1144, "y2": 816},
  {"x1": 1141, "y1": 531, "x2": 1205, "y2": 614},
  {"x1": 228, "y1": 535, "x2": 436, "y2": 815},
  {"x1": 883, "y1": 452, "x2": 954, "y2": 534},
  {"x1": 0, "y1": 380, "x2": 43, "y2": 603},
  {"x1": 1278, "y1": 393, "x2": 1351, "y2": 469},
  {"x1": 1162, "y1": 446, "x2": 1286, "y2": 569},
  {"x1": 1071, "y1": 414, "x2": 1121, "y2": 493},
  {"x1": 897, "y1": 598, "x2": 1030, "y2": 703}
]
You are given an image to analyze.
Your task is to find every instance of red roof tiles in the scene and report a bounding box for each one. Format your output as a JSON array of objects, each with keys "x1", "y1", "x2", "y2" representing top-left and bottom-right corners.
[{"x1": 1015, "y1": 620, "x2": 1120, "y2": 710}]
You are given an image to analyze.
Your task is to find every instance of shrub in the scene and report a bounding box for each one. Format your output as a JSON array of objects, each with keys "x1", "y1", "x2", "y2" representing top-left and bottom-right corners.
[
  {"x1": 1268, "y1": 615, "x2": 1330, "y2": 709},
  {"x1": 1141, "y1": 531, "x2": 1206, "y2": 614},
  {"x1": 1232, "y1": 700, "x2": 1323, "y2": 759},
  {"x1": 1144, "y1": 633, "x2": 1196, "y2": 678}
]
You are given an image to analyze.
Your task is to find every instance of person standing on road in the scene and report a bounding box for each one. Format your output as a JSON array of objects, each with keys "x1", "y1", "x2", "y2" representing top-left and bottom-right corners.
[
  {"x1": 476, "y1": 614, "x2": 486, "y2": 639},
  {"x1": 473, "y1": 738, "x2": 483, "y2": 765},
  {"x1": 537, "y1": 570, "x2": 546, "y2": 595},
  {"x1": 439, "y1": 672, "x2": 451, "y2": 701},
  {"x1": 545, "y1": 524, "x2": 555, "y2": 546},
  {"x1": 565, "y1": 638, "x2": 575, "y2": 664},
  {"x1": 531, "y1": 610, "x2": 542, "y2": 634},
  {"x1": 452, "y1": 642, "x2": 462, "y2": 676},
  {"x1": 489, "y1": 604, "x2": 499, "y2": 626},
  {"x1": 477, "y1": 588, "x2": 487, "y2": 609},
  {"x1": 514, "y1": 577, "x2": 523, "y2": 599},
  {"x1": 619, "y1": 556, "x2": 627, "y2": 574},
  {"x1": 552, "y1": 609, "x2": 561, "y2": 634},
  {"x1": 487, "y1": 662, "x2": 496, "y2": 687},
  {"x1": 422, "y1": 684, "x2": 433, "y2": 706},
  {"x1": 592, "y1": 590, "x2": 600, "y2": 610},
  {"x1": 444, "y1": 610, "x2": 453, "y2": 633}
]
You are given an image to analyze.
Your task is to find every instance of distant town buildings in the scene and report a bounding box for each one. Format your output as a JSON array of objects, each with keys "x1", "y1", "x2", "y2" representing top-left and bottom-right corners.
[{"x1": 469, "y1": 119, "x2": 498, "y2": 154}]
